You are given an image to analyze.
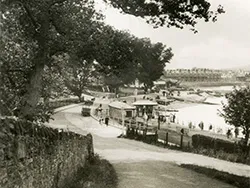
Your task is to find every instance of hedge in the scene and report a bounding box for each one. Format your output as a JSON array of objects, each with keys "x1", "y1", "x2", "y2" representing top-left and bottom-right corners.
[{"x1": 192, "y1": 134, "x2": 239, "y2": 154}]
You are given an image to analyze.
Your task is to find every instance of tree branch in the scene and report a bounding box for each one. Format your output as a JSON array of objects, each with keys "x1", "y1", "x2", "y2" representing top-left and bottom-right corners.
[
  {"x1": 6, "y1": 68, "x2": 25, "y2": 72},
  {"x1": 20, "y1": 1, "x2": 39, "y2": 30},
  {"x1": 49, "y1": 0, "x2": 67, "y2": 8},
  {"x1": 50, "y1": 17, "x2": 67, "y2": 36}
]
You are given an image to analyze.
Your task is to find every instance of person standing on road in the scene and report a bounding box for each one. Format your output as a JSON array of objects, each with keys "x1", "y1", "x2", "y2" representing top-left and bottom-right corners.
[
  {"x1": 209, "y1": 124, "x2": 213, "y2": 131},
  {"x1": 234, "y1": 127, "x2": 239, "y2": 138},
  {"x1": 198, "y1": 121, "x2": 204, "y2": 130},
  {"x1": 99, "y1": 116, "x2": 102, "y2": 124},
  {"x1": 143, "y1": 113, "x2": 148, "y2": 124},
  {"x1": 105, "y1": 116, "x2": 109, "y2": 126},
  {"x1": 158, "y1": 115, "x2": 161, "y2": 129},
  {"x1": 226, "y1": 129, "x2": 232, "y2": 139},
  {"x1": 98, "y1": 104, "x2": 103, "y2": 124},
  {"x1": 173, "y1": 114, "x2": 176, "y2": 123}
]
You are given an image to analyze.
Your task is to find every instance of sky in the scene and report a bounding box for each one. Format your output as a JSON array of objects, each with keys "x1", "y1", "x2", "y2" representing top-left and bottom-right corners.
[{"x1": 95, "y1": 0, "x2": 250, "y2": 70}]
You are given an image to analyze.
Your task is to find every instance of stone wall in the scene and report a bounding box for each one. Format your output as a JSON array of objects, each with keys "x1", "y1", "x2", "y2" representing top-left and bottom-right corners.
[{"x1": 0, "y1": 117, "x2": 94, "y2": 188}]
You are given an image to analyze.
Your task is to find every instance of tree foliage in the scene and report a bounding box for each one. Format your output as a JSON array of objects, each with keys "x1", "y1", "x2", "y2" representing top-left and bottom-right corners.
[
  {"x1": 93, "y1": 27, "x2": 137, "y2": 89},
  {"x1": 134, "y1": 39, "x2": 173, "y2": 90},
  {"x1": 63, "y1": 60, "x2": 98, "y2": 101},
  {"x1": 0, "y1": 0, "x2": 224, "y2": 122},
  {"x1": 0, "y1": 0, "x2": 102, "y2": 120},
  {"x1": 93, "y1": 26, "x2": 173, "y2": 91},
  {"x1": 104, "y1": 0, "x2": 225, "y2": 32},
  {"x1": 221, "y1": 86, "x2": 250, "y2": 151}
]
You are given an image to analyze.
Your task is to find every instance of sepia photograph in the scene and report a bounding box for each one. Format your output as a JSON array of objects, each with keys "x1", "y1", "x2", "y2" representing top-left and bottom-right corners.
[{"x1": 0, "y1": 0, "x2": 250, "y2": 187}]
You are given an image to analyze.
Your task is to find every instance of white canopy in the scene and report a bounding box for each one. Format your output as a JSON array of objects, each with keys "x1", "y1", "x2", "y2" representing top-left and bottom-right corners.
[
  {"x1": 109, "y1": 101, "x2": 135, "y2": 110},
  {"x1": 132, "y1": 100, "x2": 158, "y2": 106}
]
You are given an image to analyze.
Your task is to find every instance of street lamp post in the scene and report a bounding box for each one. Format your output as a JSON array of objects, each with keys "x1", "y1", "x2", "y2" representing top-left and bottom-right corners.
[{"x1": 121, "y1": 107, "x2": 126, "y2": 135}]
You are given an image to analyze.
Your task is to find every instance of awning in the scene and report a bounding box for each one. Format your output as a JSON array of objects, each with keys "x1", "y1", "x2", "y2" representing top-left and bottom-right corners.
[
  {"x1": 109, "y1": 101, "x2": 136, "y2": 110},
  {"x1": 132, "y1": 100, "x2": 158, "y2": 106}
]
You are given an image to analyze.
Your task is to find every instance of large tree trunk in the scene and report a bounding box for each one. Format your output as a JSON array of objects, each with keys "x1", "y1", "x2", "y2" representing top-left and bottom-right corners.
[
  {"x1": 77, "y1": 94, "x2": 82, "y2": 102},
  {"x1": 19, "y1": 56, "x2": 46, "y2": 118},
  {"x1": 19, "y1": 11, "x2": 50, "y2": 119},
  {"x1": 243, "y1": 128, "x2": 250, "y2": 157}
]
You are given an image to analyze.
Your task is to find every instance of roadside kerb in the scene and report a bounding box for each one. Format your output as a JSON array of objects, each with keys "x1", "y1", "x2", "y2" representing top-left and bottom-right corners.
[
  {"x1": 90, "y1": 109, "x2": 126, "y2": 132},
  {"x1": 54, "y1": 103, "x2": 84, "y2": 113}
]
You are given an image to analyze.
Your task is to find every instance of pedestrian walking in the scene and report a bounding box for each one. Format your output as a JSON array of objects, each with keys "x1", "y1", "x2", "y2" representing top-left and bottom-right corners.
[
  {"x1": 158, "y1": 116, "x2": 161, "y2": 129},
  {"x1": 188, "y1": 122, "x2": 192, "y2": 129},
  {"x1": 234, "y1": 127, "x2": 239, "y2": 138},
  {"x1": 162, "y1": 91, "x2": 166, "y2": 97},
  {"x1": 226, "y1": 129, "x2": 232, "y2": 139},
  {"x1": 180, "y1": 128, "x2": 184, "y2": 135},
  {"x1": 99, "y1": 117, "x2": 102, "y2": 124},
  {"x1": 143, "y1": 113, "x2": 148, "y2": 123},
  {"x1": 105, "y1": 116, "x2": 109, "y2": 126},
  {"x1": 177, "y1": 91, "x2": 180, "y2": 96},
  {"x1": 173, "y1": 114, "x2": 176, "y2": 123},
  {"x1": 169, "y1": 114, "x2": 172, "y2": 122},
  {"x1": 209, "y1": 124, "x2": 213, "y2": 131},
  {"x1": 198, "y1": 121, "x2": 204, "y2": 130}
]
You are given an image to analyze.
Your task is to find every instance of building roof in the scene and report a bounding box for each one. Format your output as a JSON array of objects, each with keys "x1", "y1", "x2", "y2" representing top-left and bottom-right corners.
[
  {"x1": 109, "y1": 101, "x2": 136, "y2": 110},
  {"x1": 132, "y1": 100, "x2": 158, "y2": 106},
  {"x1": 153, "y1": 80, "x2": 166, "y2": 85}
]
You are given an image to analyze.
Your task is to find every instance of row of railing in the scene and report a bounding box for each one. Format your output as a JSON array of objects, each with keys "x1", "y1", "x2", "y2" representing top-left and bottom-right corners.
[{"x1": 110, "y1": 117, "x2": 191, "y2": 149}]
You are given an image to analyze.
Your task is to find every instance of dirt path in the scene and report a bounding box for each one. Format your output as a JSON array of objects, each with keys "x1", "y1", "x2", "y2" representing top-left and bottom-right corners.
[{"x1": 48, "y1": 106, "x2": 250, "y2": 188}]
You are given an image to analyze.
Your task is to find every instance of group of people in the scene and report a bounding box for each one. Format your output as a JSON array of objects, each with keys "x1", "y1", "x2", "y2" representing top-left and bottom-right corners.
[
  {"x1": 99, "y1": 116, "x2": 109, "y2": 126},
  {"x1": 226, "y1": 127, "x2": 239, "y2": 139},
  {"x1": 193, "y1": 120, "x2": 240, "y2": 139},
  {"x1": 97, "y1": 104, "x2": 109, "y2": 126},
  {"x1": 157, "y1": 113, "x2": 176, "y2": 124}
]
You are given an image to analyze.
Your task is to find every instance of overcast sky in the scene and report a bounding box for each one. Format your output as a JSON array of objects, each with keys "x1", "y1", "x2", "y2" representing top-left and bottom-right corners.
[{"x1": 96, "y1": 0, "x2": 250, "y2": 70}]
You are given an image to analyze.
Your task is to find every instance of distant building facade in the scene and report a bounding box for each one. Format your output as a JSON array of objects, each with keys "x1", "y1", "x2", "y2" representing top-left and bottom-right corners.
[
  {"x1": 163, "y1": 68, "x2": 222, "y2": 82},
  {"x1": 220, "y1": 70, "x2": 250, "y2": 82}
]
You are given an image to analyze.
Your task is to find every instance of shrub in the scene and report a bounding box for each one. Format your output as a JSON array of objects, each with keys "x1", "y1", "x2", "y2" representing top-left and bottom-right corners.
[
  {"x1": 192, "y1": 134, "x2": 250, "y2": 164},
  {"x1": 192, "y1": 134, "x2": 236, "y2": 154}
]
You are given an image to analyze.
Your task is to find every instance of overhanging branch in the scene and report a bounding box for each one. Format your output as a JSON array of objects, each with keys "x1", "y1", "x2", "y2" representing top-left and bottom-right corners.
[
  {"x1": 20, "y1": 1, "x2": 39, "y2": 30},
  {"x1": 49, "y1": 0, "x2": 67, "y2": 8}
]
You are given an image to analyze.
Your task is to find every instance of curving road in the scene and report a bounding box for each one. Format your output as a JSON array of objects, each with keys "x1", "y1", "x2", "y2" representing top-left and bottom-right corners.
[{"x1": 48, "y1": 105, "x2": 249, "y2": 188}]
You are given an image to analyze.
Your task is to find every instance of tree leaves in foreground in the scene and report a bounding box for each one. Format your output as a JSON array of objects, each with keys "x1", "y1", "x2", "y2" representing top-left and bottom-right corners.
[
  {"x1": 104, "y1": 0, "x2": 225, "y2": 32},
  {"x1": 0, "y1": 0, "x2": 102, "y2": 121},
  {"x1": 220, "y1": 86, "x2": 250, "y2": 155},
  {"x1": 63, "y1": 24, "x2": 173, "y2": 95}
]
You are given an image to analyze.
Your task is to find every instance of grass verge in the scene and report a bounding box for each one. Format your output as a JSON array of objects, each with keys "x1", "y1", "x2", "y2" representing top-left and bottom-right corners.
[
  {"x1": 180, "y1": 164, "x2": 250, "y2": 188},
  {"x1": 66, "y1": 154, "x2": 118, "y2": 188},
  {"x1": 123, "y1": 131, "x2": 250, "y2": 165}
]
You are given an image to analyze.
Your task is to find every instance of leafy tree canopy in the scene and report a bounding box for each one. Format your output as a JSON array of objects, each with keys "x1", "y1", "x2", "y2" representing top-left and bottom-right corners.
[
  {"x1": 134, "y1": 38, "x2": 173, "y2": 90},
  {"x1": 221, "y1": 86, "x2": 250, "y2": 152},
  {"x1": 0, "y1": 0, "x2": 224, "y2": 122},
  {"x1": 104, "y1": 0, "x2": 225, "y2": 32},
  {"x1": 1, "y1": 0, "x2": 102, "y2": 119}
]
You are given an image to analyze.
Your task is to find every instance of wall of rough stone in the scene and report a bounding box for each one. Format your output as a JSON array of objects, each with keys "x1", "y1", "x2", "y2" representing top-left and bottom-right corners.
[{"x1": 0, "y1": 117, "x2": 94, "y2": 188}]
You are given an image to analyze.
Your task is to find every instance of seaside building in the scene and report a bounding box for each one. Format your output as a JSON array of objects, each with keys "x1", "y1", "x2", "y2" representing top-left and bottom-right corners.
[
  {"x1": 132, "y1": 100, "x2": 158, "y2": 118},
  {"x1": 108, "y1": 101, "x2": 136, "y2": 121}
]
